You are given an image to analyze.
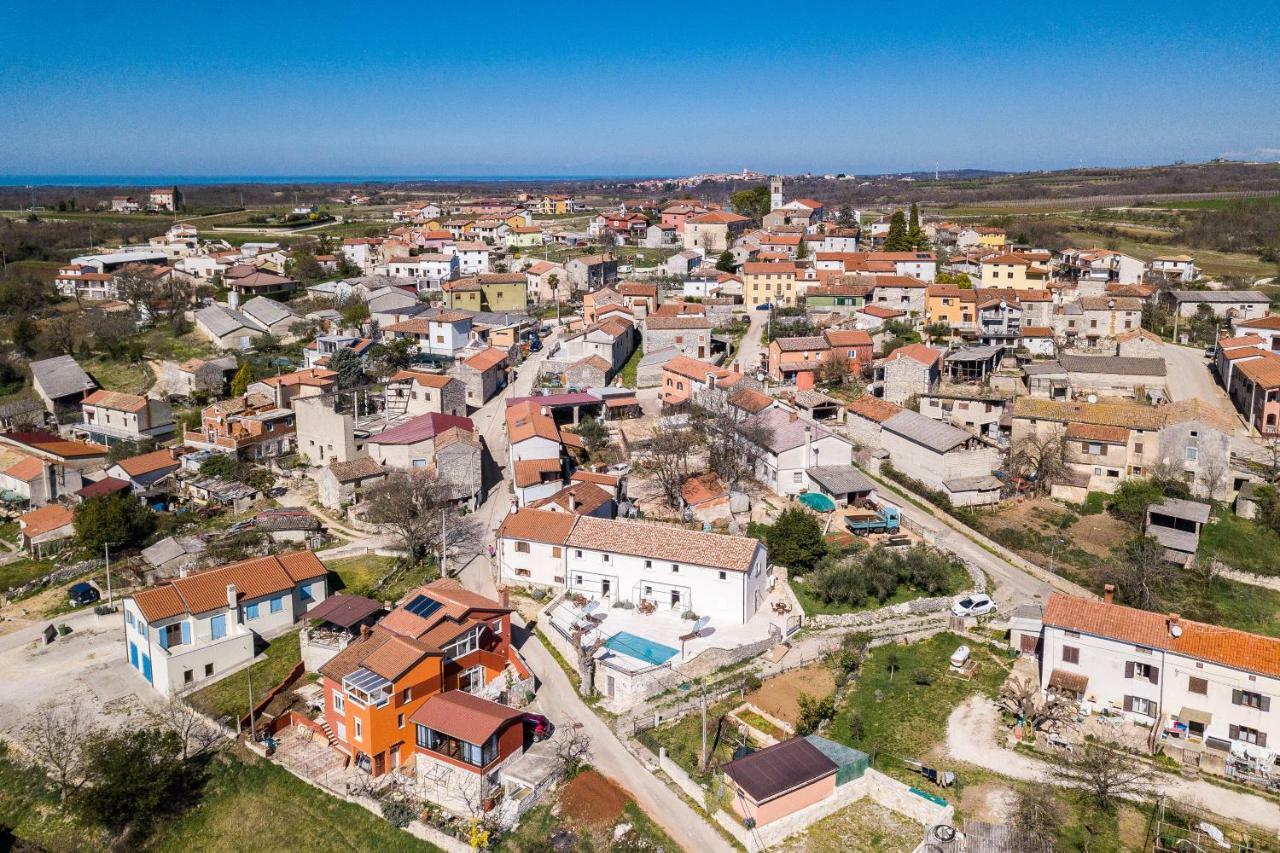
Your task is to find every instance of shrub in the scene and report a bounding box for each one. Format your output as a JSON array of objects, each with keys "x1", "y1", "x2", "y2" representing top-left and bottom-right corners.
[
  {"x1": 680, "y1": 610, "x2": 698, "y2": 620},
  {"x1": 912, "y1": 667, "x2": 934, "y2": 686},
  {"x1": 380, "y1": 798, "x2": 416, "y2": 829},
  {"x1": 796, "y1": 692, "x2": 836, "y2": 735},
  {"x1": 766, "y1": 507, "x2": 827, "y2": 573}
]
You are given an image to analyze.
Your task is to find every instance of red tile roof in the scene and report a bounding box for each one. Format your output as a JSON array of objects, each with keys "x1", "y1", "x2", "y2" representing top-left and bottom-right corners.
[
  {"x1": 82, "y1": 389, "x2": 149, "y2": 413},
  {"x1": 410, "y1": 691, "x2": 523, "y2": 745},
  {"x1": 131, "y1": 551, "x2": 326, "y2": 621},
  {"x1": 19, "y1": 504, "x2": 75, "y2": 539},
  {"x1": 368, "y1": 413, "x2": 474, "y2": 446},
  {"x1": 1045, "y1": 594, "x2": 1280, "y2": 679}
]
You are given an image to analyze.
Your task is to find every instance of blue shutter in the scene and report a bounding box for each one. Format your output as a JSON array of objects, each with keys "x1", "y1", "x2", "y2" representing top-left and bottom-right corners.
[
  {"x1": 129, "y1": 642, "x2": 138, "y2": 669},
  {"x1": 211, "y1": 614, "x2": 226, "y2": 640},
  {"x1": 157, "y1": 627, "x2": 168, "y2": 649},
  {"x1": 142, "y1": 654, "x2": 152, "y2": 683},
  {"x1": 180, "y1": 621, "x2": 191, "y2": 645}
]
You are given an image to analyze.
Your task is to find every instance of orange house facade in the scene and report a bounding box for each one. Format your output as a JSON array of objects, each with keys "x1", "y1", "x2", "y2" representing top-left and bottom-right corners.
[{"x1": 319, "y1": 579, "x2": 530, "y2": 777}]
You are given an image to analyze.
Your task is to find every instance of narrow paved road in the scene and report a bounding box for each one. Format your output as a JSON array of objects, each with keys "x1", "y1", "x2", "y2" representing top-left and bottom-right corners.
[
  {"x1": 515, "y1": 618, "x2": 734, "y2": 853},
  {"x1": 1160, "y1": 341, "x2": 1237, "y2": 425},
  {"x1": 947, "y1": 697, "x2": 1280, "y2": 833}
]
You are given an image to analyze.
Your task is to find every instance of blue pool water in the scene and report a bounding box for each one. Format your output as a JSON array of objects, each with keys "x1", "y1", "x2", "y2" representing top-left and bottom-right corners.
[{"x1": 604, "y1": 631, "x2": 679, "y2": 666}]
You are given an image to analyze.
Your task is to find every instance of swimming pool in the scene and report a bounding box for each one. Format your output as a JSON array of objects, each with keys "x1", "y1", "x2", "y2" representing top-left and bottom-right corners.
[{"x1": 604, "y1": 631, "x2": 679, "y2": 666}]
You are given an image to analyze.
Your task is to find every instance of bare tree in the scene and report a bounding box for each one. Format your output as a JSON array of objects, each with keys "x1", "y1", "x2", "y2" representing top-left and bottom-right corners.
[
  {"x1": 364, "y1": 472, "x2": 451, "y2": 565},
  {"x1": 1009, "y1": 429, "x2": 1068, "y2": 495},
  {"x1": 551, "y1": 724, "x2": 592, "y2": 779},
  {"x1": 1103, "y1": 535, "x2": 1174, "y2": 612},
  {"x1": 1198, "y1": 452, "x2": 1228, "y2": 500},
  {"x1": 1050, "y1": 737, "x2": 1152, "y2": 811},
  {"x1": 1000, "y1": 674, "x2": 1077, "y2": 733},
  {"x1": 1011, "y1": 787, "x2": 1061, "y2": 851},
  {"x1": 114, "y1": 265, "x2": 191, "y2": 326},
  {"x1": 643, "y1": 424, "x2": 694, "y2": 509},
  {"x1": 148, "y1": 695, "x2": 223, "y2": 760},
  {"x1": 23, "y1": 702, "x2": 94, "y2": 802},
  {"x1": 689, "y1": 389, "x2": 770, "y2": 491}
]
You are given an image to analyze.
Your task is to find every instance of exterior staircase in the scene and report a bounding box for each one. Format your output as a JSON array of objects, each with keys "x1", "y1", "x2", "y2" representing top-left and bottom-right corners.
[{"x1": 316, "y1": 718, "x2": 339, "y2": 747}]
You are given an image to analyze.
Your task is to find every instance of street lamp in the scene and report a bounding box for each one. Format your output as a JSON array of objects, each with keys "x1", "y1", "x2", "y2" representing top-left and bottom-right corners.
[{"x1": 103, "y1": 540, "x2": 123, "y2": 607}]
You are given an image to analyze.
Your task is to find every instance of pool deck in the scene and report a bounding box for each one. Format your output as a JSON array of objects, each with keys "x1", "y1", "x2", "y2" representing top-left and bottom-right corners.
[{"x1": 546, "y1": 594, "x2": 786, "y2": 673}]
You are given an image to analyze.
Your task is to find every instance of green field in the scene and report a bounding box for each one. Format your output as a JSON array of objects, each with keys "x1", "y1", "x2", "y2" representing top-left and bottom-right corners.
[
  {"x1": 827, "y1": 633, "x2": 1006, "y2": 782},
  {"x1": 0, "y1": 557, "x2": 56, "y2": 595},
  {"x1": 82, "y1": 356, "x2": 154, "y2": 395},
  {"x1": 0, "y1": 742, "x2": 438, "y2": 852},
  {"x1": 1062, "y1": 229, "x2": 1273, "y2": 278},
  {"x1": 324, "y1": 554, "x2": 399, "y2": 596},
  {"x1": 1199, "y1": 512, "x2": 1280, "y2": 576}
]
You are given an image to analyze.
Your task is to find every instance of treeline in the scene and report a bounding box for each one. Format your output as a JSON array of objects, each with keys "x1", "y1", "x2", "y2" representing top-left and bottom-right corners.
[
  {"x1": 0, "y1": 217, "x2": 169, "y2": 263},
  {"x1": 1178, "y1": 198, "x2": 1280, "y2": 258}
]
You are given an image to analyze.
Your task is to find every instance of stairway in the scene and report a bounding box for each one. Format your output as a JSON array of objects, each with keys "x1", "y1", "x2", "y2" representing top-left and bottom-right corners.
[{"x1": 316, "y1": 718, "x2": 338, "y2": 747}]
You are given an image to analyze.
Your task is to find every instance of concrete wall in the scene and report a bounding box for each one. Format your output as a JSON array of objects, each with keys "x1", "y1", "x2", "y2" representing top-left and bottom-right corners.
[{"x1": 294, "y1": 397, "x2": 358, "y2": 466}]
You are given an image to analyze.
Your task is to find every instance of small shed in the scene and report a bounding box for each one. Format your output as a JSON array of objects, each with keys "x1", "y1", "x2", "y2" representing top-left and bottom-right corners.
[
  {"x1": 1145, "y1": 498, "x2": 1211, "y2": 566},
  {"x1": 803, "y1": 735, "x2": 869, "y2": 786}
]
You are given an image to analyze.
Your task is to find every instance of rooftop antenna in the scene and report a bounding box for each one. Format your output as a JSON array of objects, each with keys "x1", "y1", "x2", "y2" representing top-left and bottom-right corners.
[{"x1": 935, "y1": 163, "x2": 940, "y2": 181}]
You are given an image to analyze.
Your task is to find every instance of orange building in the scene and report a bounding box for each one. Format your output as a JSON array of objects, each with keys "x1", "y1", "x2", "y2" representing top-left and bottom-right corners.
[{"x1": 319, "y1": 579, "x2": 529, "y2": 776}]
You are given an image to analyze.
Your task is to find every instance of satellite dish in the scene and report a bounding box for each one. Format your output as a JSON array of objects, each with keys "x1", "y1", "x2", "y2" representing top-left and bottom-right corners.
[
  {"x1": 582, "y1": 601, "x2": 600, "y2": 615},
  {"x1": 692, "y1": 616, "x2": 711, "y2": 633},
  {"x1": 1170, "y1": 624, "x2": 1183, "y2": 638},
  {"x1": 1087, "y1": 394, "x2": 1098, "y2": 404}
]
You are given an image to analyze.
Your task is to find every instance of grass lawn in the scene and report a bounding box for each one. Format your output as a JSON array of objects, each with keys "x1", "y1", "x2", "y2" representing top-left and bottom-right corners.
[
  {"x1": 1198, "y1": 512, "x2": 1280, "y2": 576},
  {"x1": 142, "y1": 328, "x2": 218, "y2": 362},
  {"x1": 1189, "y1": 576, "x2": 1280, "y2": 638},
  {"x1": 827, "y1": 633, "x2": 1007, "y2": 783},
  {"x1": 189, "y1": 630, "x2": 301, "y2": 723},
  {"x1": 733, "y1": 709, "x2": 784, "y2": 739},
  {"x1": 82, "y1": 356, "x2": 154, "y2": 395},
  {"x1": 0, "y1": 744, "x2": 437, "y2": 853},
  {"x1": 324, "y1": 554, "x2": 399, "y2": 596},
  {"x1": 153, "y1": 753, "x2": 437, "y2": 853},
  {"x1": 0, "y1": 557, "x2": 56, "y2": 595},
  {"x1": 618, "y1": 342, "x2": 643, "y2": 388}
]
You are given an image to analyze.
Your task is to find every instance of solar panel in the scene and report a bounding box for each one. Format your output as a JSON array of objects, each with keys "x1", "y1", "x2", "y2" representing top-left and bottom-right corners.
[{"x1": 404, "y1": 594, "x2": 442, "y2": 619}]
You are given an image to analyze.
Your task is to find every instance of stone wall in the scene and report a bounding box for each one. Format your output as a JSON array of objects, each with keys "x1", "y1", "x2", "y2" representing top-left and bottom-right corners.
[{"x1": 1, "y1": 558, "x2": 101, "y2": 601}]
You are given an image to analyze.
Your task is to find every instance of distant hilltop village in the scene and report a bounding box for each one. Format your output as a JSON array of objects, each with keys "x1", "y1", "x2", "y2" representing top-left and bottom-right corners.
[{"x1": 633, "y1": 168, "x2": 884, "y2": 191}]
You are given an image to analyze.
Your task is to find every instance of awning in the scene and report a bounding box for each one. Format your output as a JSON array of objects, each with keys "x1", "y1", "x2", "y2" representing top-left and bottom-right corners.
[
  {"x1": 1049, "y1": 669, "x2": 1089, "y2": 694},
  {"x1": 1178, "y1": 707, "x2": 1213, "y2": 726}
]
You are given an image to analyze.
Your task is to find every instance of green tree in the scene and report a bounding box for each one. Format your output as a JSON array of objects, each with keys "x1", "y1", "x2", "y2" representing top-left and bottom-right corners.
[
  {"x1": 729, "y1": 186, "x2": 772, "y2": 222},
  {"x1": 883, "y1": 210, "x2": 910, "y2": 251},
  {"x1": 230, "y1": 361, "x2": 254, "y2": 396},
  {"x1": 715, "y1": 250, "x2": 736, "y2": 273},
  {"x1": 328, "y1": 347, "x2": 365, "y2": 389},
  {"x1": 74, "y1": 491, "x2": 157, "y2": 552},
  {"x1": 796, "y1": 238, "x2": 808, "y2": 260},
  {"x1": 339, "y1": 299, "x2": 370, "y2": 329},
  {"x1": 574, "y1": 416, "x2": 609, "y2": 454},
  {"x1": 907, "y1": 202, "x2": 927, "y2": 249},
  {"x1": 74, "y1": 727, "x2": 190, "y2": 836},
  {"x1": 765, "y1": 507, "x2": 827, "y2": 573},
  {"x1": 369, "y1": 337, "x2": 414, "y2": 377},
  {"x1": 10, "y1": 315, "x2": 38, "y2": 355},
  {"x1": 287, "y1": 249, "x2": 324, "y2": 284},
  {"x1": 837, "y1": 205, "x2": 856, "y2": 227}
]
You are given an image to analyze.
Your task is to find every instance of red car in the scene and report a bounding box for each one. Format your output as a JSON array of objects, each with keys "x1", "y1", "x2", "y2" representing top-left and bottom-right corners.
[{"x1": 523, "y1": 713, "x2": 554, "y2": 741}]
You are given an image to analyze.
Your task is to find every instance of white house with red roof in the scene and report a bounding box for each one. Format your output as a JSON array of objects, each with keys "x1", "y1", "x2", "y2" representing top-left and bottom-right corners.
[
  {"x1": 123, "y1": 551, "x2": 328, "y2": 695},
  {"x1": 1037, "y1": 590, "x2": 1280, "y2": 753}
]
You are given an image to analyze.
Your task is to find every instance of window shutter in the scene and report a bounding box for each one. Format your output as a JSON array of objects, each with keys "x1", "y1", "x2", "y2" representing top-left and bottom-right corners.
[
  {"x1": 1230, "y1": 724, "x2": 1240, "y2": 740},
  {"x1": 1125, "y1": 661, "x2": 1135, "y2": 679},
  {"x1": 180, "y1": 621, "x2": 191, "y2": 645},
  {"x1": 1264, "y1": 696, "x2": 1272, "y2": 713},
  {"x1": 1260, "y1": 732, "x2": 1269, "y2": 748},
  {"x1": 1233, "y1": 689, "x2": 1244, "y2": 706},
  {"x1": 1123, "y1": 695, "x2": 1134, "y2": 712},
  {"x1": 1148, "y1": 666, "x2": 1159, "y2": 685},
  {"x1": 158, "y1": 628, "x2": 168, "y2": 650}
]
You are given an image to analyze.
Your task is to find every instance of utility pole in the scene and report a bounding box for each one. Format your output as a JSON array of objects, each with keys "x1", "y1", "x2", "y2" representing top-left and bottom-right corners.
[
  {"x1": 247, "y1": 666, "x2": 257, "y2": 741},
  {"x1": 104, "y1": 542, "x2": 114, "y2": 606},
  {"x1": 440, "y1": 508, "x2": 448, "y2": 578},
  {"x1": 699, "y1": 679, "x2": 709, "y2": 772}
]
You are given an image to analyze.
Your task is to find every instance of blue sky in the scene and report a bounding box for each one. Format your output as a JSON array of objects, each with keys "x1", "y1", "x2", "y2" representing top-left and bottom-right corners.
[{"x1": 2, "y1": 0, "x2": 1278, "y2": 177}]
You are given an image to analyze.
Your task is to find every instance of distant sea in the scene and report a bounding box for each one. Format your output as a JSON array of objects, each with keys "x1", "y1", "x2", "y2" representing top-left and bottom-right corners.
[{"x1": 0, "y1": 174, "x2": 664, "y2": 187}]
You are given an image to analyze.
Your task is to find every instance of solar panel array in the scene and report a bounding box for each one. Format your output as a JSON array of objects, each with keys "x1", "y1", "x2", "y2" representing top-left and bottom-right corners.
[{"x1": 404, "y1": 594, "x2": 442, "y2": 619}]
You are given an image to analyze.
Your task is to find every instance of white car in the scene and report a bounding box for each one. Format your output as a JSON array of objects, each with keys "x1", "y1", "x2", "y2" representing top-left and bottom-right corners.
[{"x1": 951, "y1": 594, "x2": 996, "y2": 618}]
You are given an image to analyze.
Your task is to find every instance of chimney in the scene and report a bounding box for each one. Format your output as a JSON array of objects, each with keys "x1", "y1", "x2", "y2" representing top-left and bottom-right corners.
[
  {"x1": 540, "y1": 406, "x2": 548, "y2": 416},
  {"x1": 804, "y1": 424, "x2": 813, "y2": 463},
  {"x1": 226, "y1": 583, "x2": 238, "y2": 610},
  {"x1": 227, "y1": 290, "x2": 240, "y2": 310},
  {"x1": 732, "y1": 360, "x2": 741, "y2": 375},
  {"x1": 360, "y1": 624, "x2": 371, "y2": 639},
  {"x1": 569, "y1": 492, "x2": 578, "y2": 512},
  {"x1": 1103, "y1": 584, "x2": 1115, "y2": 605}
]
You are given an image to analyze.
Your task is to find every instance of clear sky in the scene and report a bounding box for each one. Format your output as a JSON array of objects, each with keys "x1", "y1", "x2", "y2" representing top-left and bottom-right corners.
[{"x1": 2, "y1": 0, "x2": 1278, "y2": 177}]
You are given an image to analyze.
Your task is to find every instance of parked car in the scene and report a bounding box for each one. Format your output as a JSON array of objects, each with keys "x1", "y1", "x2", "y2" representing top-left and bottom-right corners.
[
  {"x1": 68, "y1": 582, "x2": 100, "y2": 607},
  {"x1": 951, "y1": 593, "x2": 996, "y2": 618},
  {"x1": 266, "y1": 487, "x2": 288, "y2": 498},
  {"x1": 523, "y1": 713, "x2": 554, "y2": 741},
  {"x1": 755, "y1": 302, "x2": 773, "y2": 311}
]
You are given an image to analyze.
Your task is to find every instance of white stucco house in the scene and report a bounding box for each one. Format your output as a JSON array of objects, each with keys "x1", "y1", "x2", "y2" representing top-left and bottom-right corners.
[
  {"x1": 122, "y1": 551, "x2": 329, "y2": 695},
  {"x1": 497, "y1": 509, "x2": 770, "y2": 625}
]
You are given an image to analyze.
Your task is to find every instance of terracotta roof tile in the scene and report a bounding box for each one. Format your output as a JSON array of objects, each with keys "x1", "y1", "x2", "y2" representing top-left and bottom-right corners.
[
  {"x1": 114, "y1": 448, "x2": 179, "y2": 478},
  {"x1": 19, "y1": 504, "x2": 75, "y2": 539},
  {"x1": 1065, "y1": 422, "x2": 1130, "y2": 443},
  {"x1": 82, "y1": 389, "x2": 149, "y2": 412},
  {"x1": 1045, "y1": 594, "x2": 1280, "y2": 680},
  {"x1": 409, "y1": 691, "x2": 523, "y2": 744},
  {"x1": 496, "y1": 507, "x2": 578, "y2": 544}
]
